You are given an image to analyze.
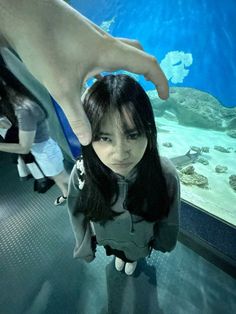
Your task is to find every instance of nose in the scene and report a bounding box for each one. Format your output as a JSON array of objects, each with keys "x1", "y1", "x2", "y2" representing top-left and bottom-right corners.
[{"x1": 112, "y1": 139, "x2": 130, "y2": 161}]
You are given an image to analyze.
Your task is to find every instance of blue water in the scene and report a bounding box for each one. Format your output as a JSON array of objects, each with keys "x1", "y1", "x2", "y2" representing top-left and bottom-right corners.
[{"x1": 70, "y1": 0, "x2": 236, "y2": 108}]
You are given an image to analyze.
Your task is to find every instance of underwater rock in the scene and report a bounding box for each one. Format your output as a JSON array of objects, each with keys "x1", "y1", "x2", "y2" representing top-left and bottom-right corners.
[
  {"x1": 198, "y1": 157, "x2": 209, "y2": 165},
  {"x1": 191, "y1": 146, "x2": 201, "y2": 153},
  {"x1": 179, "y1": 168, "x2": 208, "y2": 188},
  {"x1": 227, "y1": 129, "x2": 236, "y2": 138},
  {"x1": 181, "y1": 165, "x2": 195, "y2": 175},
  {"x1": 147, "y1": 87, "x2": 236, "y2": 131},
  {"x1": 163, "y1": 142, "x2": 173, "y2": 148},
  {"x1": 162, "y1": 110, "x2": 178, "y2": 122},
  {"x1": 214, "y1": 145, "x2": 231, "y2": 153},
  {"x1": 229, "y1": 175, "x2": 236, "y2": 192},
  {"x1": 201, "y1": 146, "x2": 210, "y2": 153},
  {"x1": 215, "y1": 165, "x2": 228, "y2": 173},
  {"x1": 222, "y1": 113, "x2": 236, "y2": 129}
]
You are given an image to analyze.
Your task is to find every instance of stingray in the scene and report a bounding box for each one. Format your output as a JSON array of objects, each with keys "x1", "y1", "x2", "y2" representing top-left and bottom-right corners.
[{"x1": 170, "y1": 149, "x2": 201, "y2": 167}]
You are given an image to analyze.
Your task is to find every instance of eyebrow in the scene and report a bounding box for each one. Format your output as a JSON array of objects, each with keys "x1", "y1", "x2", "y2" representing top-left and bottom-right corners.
[
  {"x1": 98, "y1": 128, "x2": 138, "y2": 135},
  {"x1": 124, "y1": 128, "x2": 138, "y2": 134},
  {"x1": 97, "y1": 132, "x2": 112, "y2": 136}
]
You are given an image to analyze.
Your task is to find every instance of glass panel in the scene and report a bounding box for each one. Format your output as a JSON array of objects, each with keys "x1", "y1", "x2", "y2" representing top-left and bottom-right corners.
[{"x1": 70, "y1": 0, "x2": 236, "y2": 226}]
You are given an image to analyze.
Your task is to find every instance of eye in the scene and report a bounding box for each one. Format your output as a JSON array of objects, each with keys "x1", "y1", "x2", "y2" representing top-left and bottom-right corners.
[
  {"x1": 99, "y1": 136, "x2": 112, "y2": 143},
  {"x1": 127, "y1": 132, "x2": 140, "y2": 140},
  {"x1": 94, "y1": 133, "x2": 113, "y2": 143}
]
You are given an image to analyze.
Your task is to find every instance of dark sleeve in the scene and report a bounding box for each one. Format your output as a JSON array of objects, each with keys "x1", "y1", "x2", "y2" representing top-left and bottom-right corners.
[
  {"x1": 67, "y1": 163, "x2": 95, "y2": 262},
  {"x1": 152, "y1": 158, "x2": 180, "y2": 253}
]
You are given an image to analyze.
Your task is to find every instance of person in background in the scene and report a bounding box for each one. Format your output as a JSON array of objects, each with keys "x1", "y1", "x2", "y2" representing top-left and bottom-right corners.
[
  {"x1": 0, "y1": 0, "x2": 169, "y2": 146},
  {"x1": 0, "y1": 64, "x2": 69, "y2": 206},
  {"x1": 67, "y1": 75, "x2": 180, "y2": 276},
  {"x1": 0, "y1": 115, "x2": 55, "y2": 193}
]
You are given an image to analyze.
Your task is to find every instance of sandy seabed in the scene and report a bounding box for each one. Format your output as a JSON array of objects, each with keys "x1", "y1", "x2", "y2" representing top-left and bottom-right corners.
[{"x1": 156, "y1": 117, "x2": 236, "y2": 227}]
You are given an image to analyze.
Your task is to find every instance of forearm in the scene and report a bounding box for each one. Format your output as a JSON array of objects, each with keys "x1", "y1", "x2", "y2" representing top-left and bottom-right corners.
[
  {"x1": 0, "y1": 0, "x2": 101, "y2": 84},
  {"x1": 0, "y1": 0, "x2": 33, "y2": 49},
  {"x1": 0, "y1": 142, "x2": 30, "y2": 154},
  {"x1": 0, "y1": 0, "x2": 70, "y2": 49}
]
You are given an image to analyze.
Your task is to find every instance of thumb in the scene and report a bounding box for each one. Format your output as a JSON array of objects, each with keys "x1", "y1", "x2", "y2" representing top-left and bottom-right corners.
[{"x1": 62, "y1": 96, "x2": 92, "y2": 146}]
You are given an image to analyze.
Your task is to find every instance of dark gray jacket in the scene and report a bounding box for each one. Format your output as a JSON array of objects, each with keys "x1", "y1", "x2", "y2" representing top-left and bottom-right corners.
[{"x1": 67, "y1": 157, "x2": 180, "y2": 262}]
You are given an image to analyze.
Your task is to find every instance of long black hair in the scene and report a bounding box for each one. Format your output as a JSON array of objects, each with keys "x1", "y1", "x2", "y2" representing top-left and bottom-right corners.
[
  {"x1": 0, "y1": 58, "x2": 46, "y2": 125},
  {"x1": 76, "y1": 74, "x2": 170, "y2": 223}
]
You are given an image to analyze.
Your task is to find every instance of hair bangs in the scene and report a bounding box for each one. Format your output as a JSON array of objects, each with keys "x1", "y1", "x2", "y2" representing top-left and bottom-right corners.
[
  {"x1": 83, "y1": 81, "x2": 116, "y2": 141},
  {"x1": 118, "y1": 101, "x2": 146, "y2": 136}
]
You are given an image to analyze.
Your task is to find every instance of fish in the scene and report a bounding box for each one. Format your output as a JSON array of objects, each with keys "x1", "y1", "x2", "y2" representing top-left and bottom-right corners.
[
  {"x1": 170, "y1": 150, "x2": 201, "y2": 168},
  {"x1": 100, "y1": 16, "x2": 116, "y2": 33}
]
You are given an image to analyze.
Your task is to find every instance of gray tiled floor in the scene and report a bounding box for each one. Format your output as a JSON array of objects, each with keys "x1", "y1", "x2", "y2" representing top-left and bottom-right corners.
[{"x1": 0, "y1": 154, "x2": 236, "y2": 314}]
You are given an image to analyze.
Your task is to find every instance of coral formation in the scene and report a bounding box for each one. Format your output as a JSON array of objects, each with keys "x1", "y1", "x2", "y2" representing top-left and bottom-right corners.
[
  {"x1": 229, "y1": 175, "x2": 236, "y2": 192},
  {"x1": 163, "y1": 142, "x2": 173, "y2": 148},
  {"x1": 201, "y1": 147, "x2": 210, "y2": 153},
  {"x1": 215, "y1": 165, "x2": 228, "y2": 173},
  {"x1": 148, "y1": 87, "x2": 236, "y2": 134},
  {"x1": 214, "y1": 146, "x2": 231, "y2": 153},
  {"x1": 197, "y1": 158, "x2": 209, "y2": 165},
  {"x1": 227, "y1": 130, "x2": 236, "y2": 138},
  {"x1": 179, "y1": 165, "x2": 208, "y2": 188}
]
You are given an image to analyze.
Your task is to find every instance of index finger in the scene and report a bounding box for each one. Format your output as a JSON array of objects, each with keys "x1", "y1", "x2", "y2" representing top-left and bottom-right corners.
[
  {"x1": 144, "y1": 57, "x2": 169, "y2": 100},
  {"x1": 101, "y1": 39, "x2": 169, "y2": 99}
]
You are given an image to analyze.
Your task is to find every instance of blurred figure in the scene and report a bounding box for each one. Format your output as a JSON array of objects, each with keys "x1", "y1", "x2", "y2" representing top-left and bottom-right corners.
[
  {"x1": 0, "y1": 115, "x2": 55, "y2": 193},
  {"x1": 0, "y1": 64, "x2": 69, "y2": 206}
]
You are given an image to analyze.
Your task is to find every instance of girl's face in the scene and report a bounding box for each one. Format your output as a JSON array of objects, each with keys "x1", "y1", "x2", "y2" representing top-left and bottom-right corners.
[{"x1": 92, "y1": 110, "x2": 148, "y2": 177}]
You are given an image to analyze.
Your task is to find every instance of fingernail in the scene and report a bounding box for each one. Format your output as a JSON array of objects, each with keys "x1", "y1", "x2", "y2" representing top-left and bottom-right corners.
[
  {"x1": 157, "y1": 86, "x2": 169, "y2": 100},
  {"x1": 79, "y1": 133, "x2": 91, "y2": 146}
]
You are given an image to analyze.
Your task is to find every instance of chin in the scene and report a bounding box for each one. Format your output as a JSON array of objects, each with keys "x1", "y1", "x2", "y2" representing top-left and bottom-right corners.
[
  {"x1": 118, "y1": 171, "x2": 129, "y2": 177},
  {"x1": 109, "y1": 164, "x2": 135, "y2": 177},
  {"x1": 115, "y1": 168, "x2": 132, "y2": 177}
]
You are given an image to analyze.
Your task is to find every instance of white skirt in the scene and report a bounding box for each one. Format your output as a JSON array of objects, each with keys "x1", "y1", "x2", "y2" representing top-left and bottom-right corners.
[{"x1": 31, "y1": 138, "x2": 64, "y2": 177}]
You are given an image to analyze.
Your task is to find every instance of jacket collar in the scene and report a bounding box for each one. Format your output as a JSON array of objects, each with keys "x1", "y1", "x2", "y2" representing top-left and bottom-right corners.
[{"x1": 114, "y1": 166, "x2": 138, "y2": 184}]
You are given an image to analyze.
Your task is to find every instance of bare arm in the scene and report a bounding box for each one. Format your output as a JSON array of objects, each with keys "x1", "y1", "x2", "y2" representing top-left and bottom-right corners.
[
  {"x1": 0, "y1": 0, "x2": 168, "y2": 146},
  {"x1": 0, "y1": 130, "x2": 35, "y2": 154}
]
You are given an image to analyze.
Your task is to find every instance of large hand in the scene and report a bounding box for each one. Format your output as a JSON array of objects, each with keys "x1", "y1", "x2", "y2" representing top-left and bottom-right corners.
[{"x1": 0, "y1": 0, "x2": 168, "y2": 145}]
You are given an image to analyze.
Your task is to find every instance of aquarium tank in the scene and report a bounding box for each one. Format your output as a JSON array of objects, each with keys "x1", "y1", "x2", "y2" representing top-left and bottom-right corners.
[
  {"x1": 68, "y1": 0, "x2": 236, "y2": 228},
  {"x1": 0, "y1": 1, "x2": 235, "y2": 313}
]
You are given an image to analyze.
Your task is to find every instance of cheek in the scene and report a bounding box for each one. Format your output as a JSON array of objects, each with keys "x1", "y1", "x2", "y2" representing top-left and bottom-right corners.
[
  {"x1": 92, "y1": 143, "x2": 108, "y2": 163},
  {"x1": 134, "y1": 139, "x2": 148, "y2": 159}
]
